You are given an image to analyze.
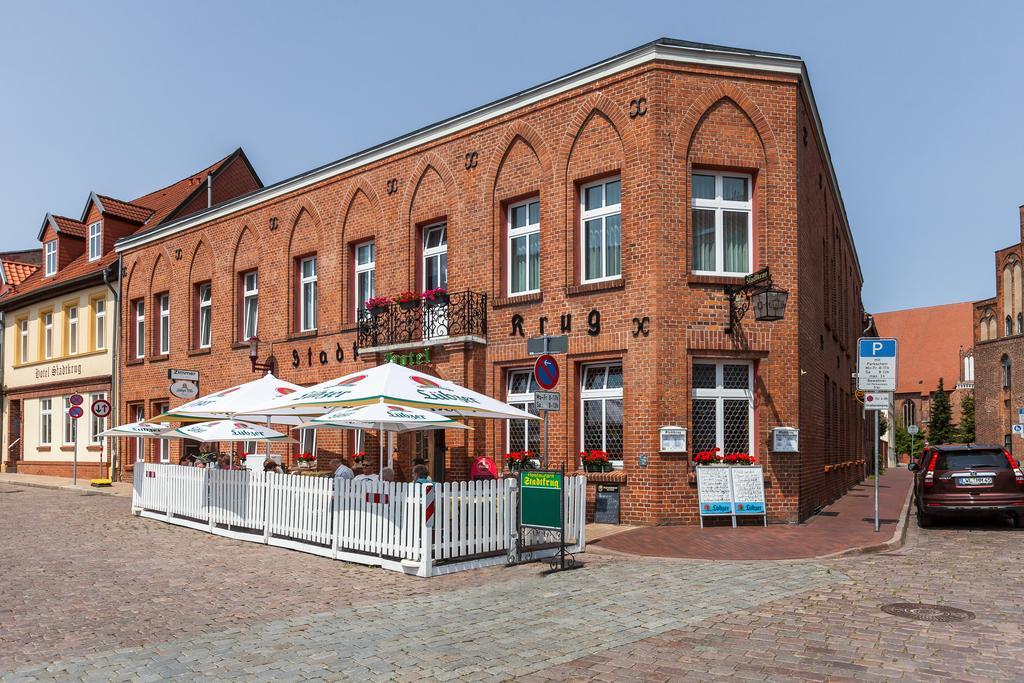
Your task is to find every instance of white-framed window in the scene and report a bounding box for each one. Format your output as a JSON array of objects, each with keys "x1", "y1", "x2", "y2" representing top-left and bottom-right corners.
[
  {"x1": 94, "y1": 298, "x2": 106, "y2": 350},
  {"x1": 508, "y1": 199, "x2": 541, "y2": 295},
  {"x1": 18, "y1": 319, "x2": 28, "y2": 363},
  {"x1": 88, "y1": 221, "x2": 102, "y2": 261},
  {"x1": 242, "y1": 440, "x2": 258, "y2": 456},
  {"x1": 422, "y1": 223, "x2": 448, "y2": 291},
  {"x1": 66, "y1": 305, "x2": 78, "y2": 355},
  {"x1": 63, "y1": 396, "x2": 77, "y2": 444},
  {"x1": 691, "y1": 360, "x2": 754, "y2": 455},
  {"x1": 581, "y1": 178, "x2": 621, "y2": 283},
  {"x1": 155, "y1": 402, "x2": 169, "y2": 463},
  {"x1": 158, "y1": 294, "x2": 170, "y2": 355},
  {"x1": 90, "y1": 392, "x2": 107, "y2": 444},
  {"x1": 132, "y1": 404, "x2": 145, "y2": 461},
  {"x1": 197, "y1": 284, "x2": 212, "y2": 348},
  {"x1": 39, "y1": 398, "x2": 53, "y2": 445},
  {"x1": 44, "y1": 240, "x2": 56, "y2": 276},
  {"x1": 902, "y1": 400, "x2": 916, "y2": 429},
  {"x1": 133, "y1": 300, "x2": 145, "y2": 359},
  {"x1": 242, "y1": 271, "x2": 258, "y2": 341},
  {"x1": 581, "y1": 362, "x2": 624, "y2": 467},
  {"x1": 355, "y1": 241, "x2": 376, "y2": 311},
  {"x1": 691, "y1": 171, "x2": 753, "y2": 276},
  {"x1": 299, "y1": 256, "x2": 318, "y2": 331},
  {"x1": 299, "y1": 428, "x2": 317, "y2": 457},
  {"x1": 42, "y1": 311, "x2": 53, "y2": 359},
  {"x1": 506, "y1": 369, "x2": 540, "y2": 454}
]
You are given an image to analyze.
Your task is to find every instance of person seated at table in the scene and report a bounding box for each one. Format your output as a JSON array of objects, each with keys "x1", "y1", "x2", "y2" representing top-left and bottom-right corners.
[
  {"x1": 331, "y1": 457, "x2": 354, "y2": 480},
  {"x1": 380, "y1": 467, "x2": 395, "y2": 482},
  {"x1": 412, "y1": 464, "x2": 432, "y2": 484},
  {"x1": 217, "y1": 454, "x2": 231, "y2": 470},
  {"x1": 352, "y1": 463, "x2": 379, "y2": 483},
  {"x1": 178, "y1": 454, "x2": 195, "y2": 467},
  {"x1": 263, "y1": 459, "x2": 281, "y2": 474}
]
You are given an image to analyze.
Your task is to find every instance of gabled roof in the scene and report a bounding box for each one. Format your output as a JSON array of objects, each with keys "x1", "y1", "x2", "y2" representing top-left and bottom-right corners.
[
  {"x1": 874, "y1": 302, "x2": 974, "y2": 396},
  {"x1": 37, "y1": 213, "x2": 87, "y2": 241},
  {"x1": 92, "y1": 194, "x2": 154, "y2": 224}
]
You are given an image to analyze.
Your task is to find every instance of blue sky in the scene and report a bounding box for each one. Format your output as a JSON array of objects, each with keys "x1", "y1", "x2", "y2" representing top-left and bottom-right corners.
[{"x1": 1, "y1": 0, "x2": 1021, "y2": 313}]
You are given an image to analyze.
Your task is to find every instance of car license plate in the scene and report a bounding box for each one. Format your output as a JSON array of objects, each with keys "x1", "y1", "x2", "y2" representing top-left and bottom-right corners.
[{"x1": 957, "y1": 476, "x2": 993, "y2": 486}]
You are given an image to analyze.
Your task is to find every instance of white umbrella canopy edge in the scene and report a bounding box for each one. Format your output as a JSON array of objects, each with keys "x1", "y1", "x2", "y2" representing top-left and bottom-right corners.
[
  {"x1": 96, "y1": 421, "x2": 170, "y2": 438},
  {"x1": 152, "y1": 373, "x2": 307, "y2": 425},
  {"x1": 160, "y1": 419, "x2": 298, "y2": 444},
  {"x1": 238, "y1": 363, "x2": 540, "y2": 420}
]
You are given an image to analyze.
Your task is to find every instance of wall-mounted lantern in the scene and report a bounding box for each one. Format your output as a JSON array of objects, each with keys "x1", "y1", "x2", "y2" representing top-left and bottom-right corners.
[
  {"x1": 725, "y1": 267, "x2": 789, "y2": 334},
  {"x1": 248, "y1": 336, "x2": 275, "y2": 375}
]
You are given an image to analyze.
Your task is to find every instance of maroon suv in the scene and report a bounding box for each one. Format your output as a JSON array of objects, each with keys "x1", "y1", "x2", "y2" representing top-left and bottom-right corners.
[{"x1": 910, "y1": 444, "x2": 1024, "y2": 527}]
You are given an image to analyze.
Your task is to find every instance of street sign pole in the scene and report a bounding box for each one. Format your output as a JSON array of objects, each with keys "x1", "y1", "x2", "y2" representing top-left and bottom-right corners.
[
  {"x1": 543, "y1": 409, "x2": 549, "y2": 469},
  {"x1": 874, "y1": 409, "x2": 879, "y2": 532},
  {"x1": 73, "y1": 415, "x2": 78, "y2": 487}
]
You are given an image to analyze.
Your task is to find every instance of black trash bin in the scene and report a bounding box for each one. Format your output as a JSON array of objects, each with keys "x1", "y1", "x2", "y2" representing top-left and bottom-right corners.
[{"x1": 594, "y1": 484, "x2": 620, "y2": 524}]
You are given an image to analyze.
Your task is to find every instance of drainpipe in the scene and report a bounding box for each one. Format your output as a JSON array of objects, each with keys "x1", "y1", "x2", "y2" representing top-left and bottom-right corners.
[{"x1": 104, "y1": 260, "x2": 121, "y2": 481}]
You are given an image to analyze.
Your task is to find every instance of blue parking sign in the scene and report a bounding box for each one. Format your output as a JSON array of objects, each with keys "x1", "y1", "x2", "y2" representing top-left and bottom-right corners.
[{"x1": 857, "y1": 337, "x2": 898, "y2": 392}]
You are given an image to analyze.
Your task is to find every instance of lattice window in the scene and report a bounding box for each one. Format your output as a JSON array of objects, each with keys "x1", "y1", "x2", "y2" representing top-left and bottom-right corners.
[
  {"x1": 691, "y1": 360, "x2": 753, "y2": 455},
  {"x1": 580, "y1": 363, "x2": 624, "y2": 465},
  {"x1": 507, "y1": 370, "x2": 540, "y2": 454}
]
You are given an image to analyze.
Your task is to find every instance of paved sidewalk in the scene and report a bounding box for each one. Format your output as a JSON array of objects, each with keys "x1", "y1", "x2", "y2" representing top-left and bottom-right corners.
[
  {"x1": 595, "y1": 467, "x2": 912, "y2": 560},
  {"x1": 0, "y1": 471, "x2": 132, "y2": 497}
]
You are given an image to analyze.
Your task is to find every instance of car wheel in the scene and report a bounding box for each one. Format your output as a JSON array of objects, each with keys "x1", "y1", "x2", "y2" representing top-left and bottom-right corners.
[
  {"x1": 917, "y1": 510, "x2": 933, "y2": 528},
  {"x1": 1012, "y1": 514, "x2": 1023, "y2": 529}
]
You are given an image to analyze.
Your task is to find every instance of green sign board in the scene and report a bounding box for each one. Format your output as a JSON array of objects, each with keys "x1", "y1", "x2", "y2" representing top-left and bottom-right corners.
[{"x1": 520, "y1": 470, "x2": 562, "y2": 530}]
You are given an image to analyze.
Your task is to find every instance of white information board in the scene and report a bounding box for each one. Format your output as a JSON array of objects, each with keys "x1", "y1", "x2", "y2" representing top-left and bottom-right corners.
[
  {"x1": 730, "y1": 467, "x2": 766, "y2": 515},
  {"x1": 772, "y1": 428, "x2": 799, "y2": 452},
  {"x1": 696, "y1": 467, "x2": 732, "y2": 517}
]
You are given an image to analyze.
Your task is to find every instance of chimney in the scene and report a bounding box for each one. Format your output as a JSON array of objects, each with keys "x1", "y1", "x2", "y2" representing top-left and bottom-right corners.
[
  {"x1": 1019, "y1": 205, "x2": 1024, "y2": 244},
  {"x1": 207, "y1": 174, "x2": 213, "y2": 208}
]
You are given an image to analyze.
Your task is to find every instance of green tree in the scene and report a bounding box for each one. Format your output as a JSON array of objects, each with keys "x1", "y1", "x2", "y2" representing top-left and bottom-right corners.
[
  {"x1": 894, "y1": 422, "x2": 925, "y2": 460},
  {"x1": 957, "y1": 392, "x2": 975, "y2": 444},
  {"x1": 928, "y1": 378, "x2": 955, "y2": 445}
]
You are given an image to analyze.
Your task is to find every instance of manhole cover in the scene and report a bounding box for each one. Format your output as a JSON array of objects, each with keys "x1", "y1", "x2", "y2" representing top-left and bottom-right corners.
[{"x1": 881, "y1": 603, "x2": 975, "y2": 622}]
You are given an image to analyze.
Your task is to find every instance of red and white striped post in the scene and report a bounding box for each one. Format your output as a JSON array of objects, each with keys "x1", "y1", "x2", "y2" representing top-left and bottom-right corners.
[{"x1": 420, "y1": 484, "x2": 434, "y2": 577}]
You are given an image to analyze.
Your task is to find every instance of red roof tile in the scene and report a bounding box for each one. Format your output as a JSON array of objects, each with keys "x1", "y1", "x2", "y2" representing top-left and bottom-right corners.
[
  {"x1": 873, "y1": 302, "x2": 974, "y2": 396},
  {"x1": 50, "y1": 215, "x2": 87, "y2": 239},
  {"x1": 2, "y1": 260, "x2": 38, "y2": 287},
  {"x1": 95, "y1": 195, "x2": 154, "y2": 224},
  {"x1": 129, "y1": 154, "x2": 230, "y2": 226}
]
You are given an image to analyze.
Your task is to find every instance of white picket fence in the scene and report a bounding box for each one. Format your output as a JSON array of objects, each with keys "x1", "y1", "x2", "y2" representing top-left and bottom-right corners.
[{"x1": 132, "y1": 463, "x2": 586, "y2": 577}]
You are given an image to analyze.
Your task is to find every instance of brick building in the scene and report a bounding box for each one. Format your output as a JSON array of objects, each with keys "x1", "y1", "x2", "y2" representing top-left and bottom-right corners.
[
  {"x1": 974, "y1": 207, "x2": 1024, "y2": 455},
  {"x1": 115, "y1": 39, "x2": 867, "y2": 525},
  {"x1": 0, "y1": 150, "x2": 260, "y2": 477},
  {"x1": 874, "y1": 302, "x2": 974, "y2": 455}
]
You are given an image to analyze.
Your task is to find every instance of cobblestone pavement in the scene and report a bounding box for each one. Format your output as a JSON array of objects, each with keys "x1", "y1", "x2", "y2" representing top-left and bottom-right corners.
[{"x1": 3, "y1": 482, "x2": 1023, "y2": 681}]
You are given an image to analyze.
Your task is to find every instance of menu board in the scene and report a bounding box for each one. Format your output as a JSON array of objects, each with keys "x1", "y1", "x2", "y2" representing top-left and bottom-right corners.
[
  {"x1": 730, "y1": 467, "x2": 766, "y2": 515},
  {"x1": 696, "y1": 467, "x2": 733, "y2": 516}
]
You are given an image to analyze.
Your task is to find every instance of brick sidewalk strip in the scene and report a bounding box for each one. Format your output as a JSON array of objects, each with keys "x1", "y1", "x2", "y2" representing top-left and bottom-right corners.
[{"x1": 594, "y1": 467, "x2": 913, "y2": 560}]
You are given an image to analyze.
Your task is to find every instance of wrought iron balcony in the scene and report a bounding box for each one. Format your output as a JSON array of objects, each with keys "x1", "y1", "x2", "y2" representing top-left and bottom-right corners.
[{"x1": 356, "y1": 290, "x2": 488, "y2": 351}]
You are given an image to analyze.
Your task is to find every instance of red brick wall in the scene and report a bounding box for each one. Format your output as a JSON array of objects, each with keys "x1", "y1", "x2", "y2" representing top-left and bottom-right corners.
[{"x1": 118, "y1": 60, "x2": 865, "y2": 524}]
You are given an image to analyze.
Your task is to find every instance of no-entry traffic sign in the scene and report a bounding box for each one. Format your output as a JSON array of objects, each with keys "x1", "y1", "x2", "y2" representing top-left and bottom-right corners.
[{"x1": 534, "y1": 354, "x2": 559, "y2": 390}]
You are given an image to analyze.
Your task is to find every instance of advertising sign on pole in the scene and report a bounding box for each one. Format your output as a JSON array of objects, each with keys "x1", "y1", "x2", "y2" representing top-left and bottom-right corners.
[
  {"x1": 696, "y1": 467, "x2": 733, "y2": 520},
  {"x1": 519, "y1": 470, "x2": 563, "y2": 530},
  {"x1": 857, "y1": 338, "x2": 898, "y2": 392},
  {"x1": 730, "y1": 468, "x2": 766, "y2": 520}
]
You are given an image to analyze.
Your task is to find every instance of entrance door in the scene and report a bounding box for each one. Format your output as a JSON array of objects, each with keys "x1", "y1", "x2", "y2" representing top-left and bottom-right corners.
[
  {"x1": 414, "y1": 430, "x2": 446, "y2": 482},
  {"x1": 6, "y1": 399, "x2": 21, "y2": 471},
  {"x1": 422, "y1": 223, "x2": 448, "y2": 339}
]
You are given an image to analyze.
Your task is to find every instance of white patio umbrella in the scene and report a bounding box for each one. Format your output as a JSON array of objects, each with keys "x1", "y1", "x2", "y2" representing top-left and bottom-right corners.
[
  {"x1": 160, "y1": 419, "x2": 298, "y2": 444},
  {"x1": 96, "y1": 421, "x2": 170, "y2": 438},
  {"x1": 238, "y1": 362, "x2": 540, "y2": 421},
  {"x1": 152, "y1": 373, "x2": 306, "y2": 425},
  {"x1": 295, "y1": 402, "x2": 472, "y2": 470}
]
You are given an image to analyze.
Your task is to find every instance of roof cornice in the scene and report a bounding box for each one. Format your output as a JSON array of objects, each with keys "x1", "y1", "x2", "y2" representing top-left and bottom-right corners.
[{"x1": 116, "y1": 39, "x2": 808, "y2": 253}]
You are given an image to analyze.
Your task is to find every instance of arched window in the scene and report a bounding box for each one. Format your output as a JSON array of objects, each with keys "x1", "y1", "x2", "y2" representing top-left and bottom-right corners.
[
  {"x1": 1016, "y1": 313, "x2": 1021, "y2": 335},
  {"x1": 902, "y1": 400, "x2": 916, "y2": 428},
  {"x1": 1006, "y1": 315, "x2": 1013, "y2": 336},
  {"x1": 1002, "y1": 355, "x2": 1012, "y2": 389}
]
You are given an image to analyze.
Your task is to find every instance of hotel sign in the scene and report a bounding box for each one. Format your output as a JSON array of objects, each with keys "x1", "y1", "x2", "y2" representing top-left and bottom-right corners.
[{"x1": 35, "y1": 361, "x2": 83, "y2": 380}]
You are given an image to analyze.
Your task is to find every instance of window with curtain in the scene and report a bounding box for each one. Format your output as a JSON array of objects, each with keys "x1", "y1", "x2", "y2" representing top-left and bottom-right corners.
[
  {"x1": 242, "y1": 271, "x2": 258, "y2": 341},
  {"x1": 133, "y1": 301, "x2": 145, "y2": 359},
  {"x1": 299, "y1": 256, "x2": 318, "y2": 331},
  {"x1": 691, "y1": 360, "x2": 753, "y2": 455},
  {"x1": 691, "y1": 171, "x2": 753, "y2": 276},
  {"x1": 581, "y1": 363, "x2": 624, "y2": 466},
  {"x1": 506, "y1": 370, "x2": 540, "y2": 454},
  {"x1": 354, "y1": 241, "x2": 375, "y2": 311},
  {"x1": 198, "y1": 283, "x2": 212, "y2": 348},
  {"x1": 94, "y1": 298, "x2": 106, "y2": 350},
  {"x1": 43, "y1": 311, "x2": 53, "y2": 359},
  {"x1": 66, "y1": 305, "x2": 78, "y2": 355},
  {"x1": 581, "y1": 178, "x2": 621, "y2": 282},
  {"x1": 158, "y1": 294, "x2": 170, "y2": 355},
  {"x1": 508, "y1": 199, "x2": 540, "y2": 295},
  {"x1": 39, "y1": 398, "x2": 52, "y2": 445}
]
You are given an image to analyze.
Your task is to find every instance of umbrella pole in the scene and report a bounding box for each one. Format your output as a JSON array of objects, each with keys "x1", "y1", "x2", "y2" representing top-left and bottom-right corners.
[{"x1": 378, "y1": 425, "x2": 384, "y2": 473}]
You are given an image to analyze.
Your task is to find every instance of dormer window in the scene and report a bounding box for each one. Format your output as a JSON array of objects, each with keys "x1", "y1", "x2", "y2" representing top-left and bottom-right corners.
[
  {"x1": 44, "y1": 241, "x2": 57, "y2": 276},
  {"x1": 88, "y1": 222, "x2": 102, "y2": 261}
]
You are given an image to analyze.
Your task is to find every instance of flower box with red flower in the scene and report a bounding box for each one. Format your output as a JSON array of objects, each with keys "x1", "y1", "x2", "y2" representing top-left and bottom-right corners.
[
  {"x1": 421, "y1": 287, "x2": 448, "y2": 307},
  {"x1": 581, "y1": 449, "x2": 611, "y2": 472},
  {"x1": 505, "y1": 451, "x2": 525, "y2": 471},
  {"x1": 295, "y1": 452, "x2": 316, "y2": 469},
  {"x1": 365, "y1": 296, "x2": 391, "y2": 316},
  {"x1": 352, "y1": 451, "x2": 366, "y2": 466},
  {"x1": 692, "y1": 448, "x2": 722, "y2": 466},
  {"x1": 396, "y1": 291, "x2": 420, "y2": 310},
  {"x1": 723, "y1": 452, "x2": 757, "y2": 466}
]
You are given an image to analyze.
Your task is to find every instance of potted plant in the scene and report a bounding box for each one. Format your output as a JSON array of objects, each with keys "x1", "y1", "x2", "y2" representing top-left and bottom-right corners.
[
  {"x1": 396, "y1": 291, "x2": 421, "y2": 311},
  {"x1": 365, "y1": 296, "x2": 391, "y2": 316},
  {"x1": 352, "y1": 451, "x2": 366, "y2": 467},
  {"x1": 421, "y1": 287, "x2": 449, "y2": 307},
  {"x1": 505, "y1": 451, "x2": 524, "y2": 472},
  {"x1": 692, "y1": 447, "x2": 722, "y2": 466},
  {"x1": 580, "y1": 449, "x2": 611, "y2": 472},
  {"x1": 723, "y1": 452, "x2": 757, "y2": 466},
  {"x1": 296, "y1": 452, "x2": 316, "y2": 469},
  {"x1": 521, "y1": 449, "x2": 540, "y2": 470}
]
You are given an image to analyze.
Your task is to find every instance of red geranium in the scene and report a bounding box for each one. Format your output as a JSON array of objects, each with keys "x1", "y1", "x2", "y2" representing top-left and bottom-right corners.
[
  {"x1": 723, "y1": 452, "x2": 756, "y2": 466},
  {"x1": 580, "y1": 450, "x2": 610, "y2": 464},
  {"x1": 692, "y1": 447, "x2": 722, "y2": 465},
  {"x1": 296, "y1": 452, "x2": 316, "y2": 462}
]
